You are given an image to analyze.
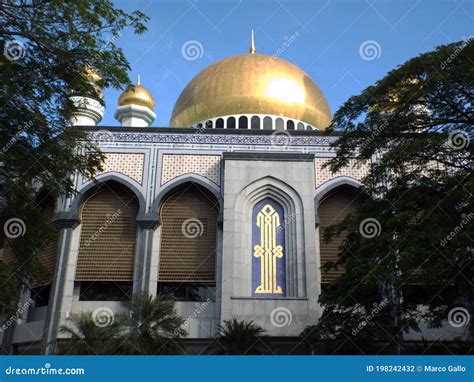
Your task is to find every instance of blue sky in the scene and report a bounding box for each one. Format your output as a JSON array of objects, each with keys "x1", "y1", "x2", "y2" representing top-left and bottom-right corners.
[{"x1": 101, "y1": 0, "x2": 473, "y2": 127}]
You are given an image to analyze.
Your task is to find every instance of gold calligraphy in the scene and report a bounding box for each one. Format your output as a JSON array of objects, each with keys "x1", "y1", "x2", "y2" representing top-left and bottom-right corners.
[{"x1": 254, "y1": 204, "x2": 283, "y2": 294}]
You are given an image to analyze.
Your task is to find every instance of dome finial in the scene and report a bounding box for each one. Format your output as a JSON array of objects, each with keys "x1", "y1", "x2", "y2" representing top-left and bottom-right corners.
[
  {"x1": 116, "y1": 77, "x2": 156, "y2": 127},
  {"x1": 249, "y1": 30, "x2": 256, "y2": 54}
]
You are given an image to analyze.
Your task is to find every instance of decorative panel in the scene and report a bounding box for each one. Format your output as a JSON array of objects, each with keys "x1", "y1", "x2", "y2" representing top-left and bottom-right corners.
[
  {"x1": 75, "y1": 183, "x2": 139, "y2": 281},
  {"x1": 252, "y1": 198, "x2": 286, "y2": 297},
  {"x1": 315, "y1": 158, "x2": 370, "y2": 187},
  {"x1": 89, "y1": 152, "x2": 144, "y2": 184},
  {"x1": 161, "y1": 154, "x2": 220, "y2": 186},
  {"x1": 159, "y1": 184, "x2": 218, "y2": 283}
]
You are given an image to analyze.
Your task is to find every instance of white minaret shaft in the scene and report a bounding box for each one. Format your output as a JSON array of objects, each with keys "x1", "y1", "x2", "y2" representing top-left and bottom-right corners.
[{"x1": 69, "y1": 67, "x2": 104, "y2": 126}]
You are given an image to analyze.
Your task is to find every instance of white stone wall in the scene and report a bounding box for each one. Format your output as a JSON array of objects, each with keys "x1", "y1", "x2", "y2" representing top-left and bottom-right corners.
[{"x1": 220, "y1": 158, "x2": 320, "y2": 336}]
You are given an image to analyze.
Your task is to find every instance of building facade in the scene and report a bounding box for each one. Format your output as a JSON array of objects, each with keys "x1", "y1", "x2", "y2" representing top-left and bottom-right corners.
[{"x1": 1, "y1": 40, "x2": 460, "y2": 355}]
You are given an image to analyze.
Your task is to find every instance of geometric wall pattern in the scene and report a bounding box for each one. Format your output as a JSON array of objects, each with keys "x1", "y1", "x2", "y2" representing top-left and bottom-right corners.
[
  {"x1": 161, "y1": 154, "x2": 221, "y2": 186},
  {"x1": 94, "y1": 152, "x2": 145, "y2": 184},
  {"x1": 314, "y1": 157, "x2": 370, "y2": 187}
]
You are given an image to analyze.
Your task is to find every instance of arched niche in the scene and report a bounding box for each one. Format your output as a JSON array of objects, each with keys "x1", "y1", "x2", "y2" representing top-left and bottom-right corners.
[
  {"x1": 315, "y1": 178, "x2": 364, "y2": 285},
  {"x1": 234, "y1": 176, "x2": 306, "y2": 297},
  {"x1": 74, "y1": 181, "x2": 140, "y2": 299}
]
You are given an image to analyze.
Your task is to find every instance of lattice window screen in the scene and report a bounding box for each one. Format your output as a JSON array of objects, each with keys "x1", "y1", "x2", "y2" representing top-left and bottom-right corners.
[
  {"x1": 1, "y1": 237, "x2": 14, "y2": 265},
  {"x1": 159, "y1": 184, "x2": 218, "y2": 283},
  {"x1": 318, "y1": 186, "x2": 361, "y2": 284},
  {"x1": 76, "y1": 183, "x2": 139, "y2": 281},
  {"x1": 35, "y1": 199, "x2": 58, "y2": 286}
]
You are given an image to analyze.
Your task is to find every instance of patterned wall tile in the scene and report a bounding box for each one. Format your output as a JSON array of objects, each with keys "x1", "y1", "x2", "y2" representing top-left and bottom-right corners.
[
  {"x1": 315, "y1": 157, "x2": 370, "y2": 187},
  {"x1": 161, "y1": 154, "x2": 221, "y2": 186},
  {"x1": 92, "y1": 152, "x2": 144, "y2": 184}
]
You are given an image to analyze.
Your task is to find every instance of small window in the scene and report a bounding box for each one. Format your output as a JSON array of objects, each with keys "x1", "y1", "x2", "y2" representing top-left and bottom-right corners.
[
  {"x1": 263, "y1": 116, "x2": 272, "y2": 130},
  {"x1": 79, "y1": 282, "x2": 132, "y2": 301},
  {"x1": 216, "y1": 118, "x2": 224, "y2": 129},
  {"x1": 287, "y1": 120, "x2": 295, "y2": 130},
  {"x1": 275, "y1": 118, "x2": 284, "y2": 130},
  {"x1": 196, "y1": 123, "x2": 203, "y2": 129},
  {"x1": 30, "y1": 285, "x2": 51, "y2": 307},
  {"x1": 238, "y1": 116, "x2": 248, "y2": 129},
  {"x1": 251, "y1": 116, "x2": 260, "y2": 130},
  {"x1": 297, "y1": 122, "x2": 304, "y2": 130},
  {"x1": 157, "y1": 283, "x2": 216, "y2": 302},
  {"x1": 227, "y1": 117, "x2": 236, "y2": 129},
  {"x1": 306, "y1": 125, "x2": 312, "y2": 131},
  {"x1": 205, "y1": 120, "x2": 213, "y2": 128}
]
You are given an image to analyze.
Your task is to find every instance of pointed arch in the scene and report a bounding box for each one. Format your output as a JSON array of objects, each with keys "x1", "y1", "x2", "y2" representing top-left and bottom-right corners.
[
  {"x1": 314, "y1": 176, "x2": 362, "y2": 220},
  {"x1": 235, "y1": 176, "x2": 306, "y2": 297},
  {"x1": 152, "y1": 173, "x2": 221, "y2": 216},
  {"x1": 71, "y1": 174, "x2": 146, "y2": 218}
]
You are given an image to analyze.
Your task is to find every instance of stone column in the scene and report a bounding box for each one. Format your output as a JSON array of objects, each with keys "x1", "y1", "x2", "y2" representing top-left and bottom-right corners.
[
  {"x1": 133, "y1": 213, "x2": 160, "y2": 295},
  {"x1": 43, "y1": 212, "x2": 80, "y2": 355},
  {"x1": 214, "y1": 216, "x2": 224, "y2": 335}
]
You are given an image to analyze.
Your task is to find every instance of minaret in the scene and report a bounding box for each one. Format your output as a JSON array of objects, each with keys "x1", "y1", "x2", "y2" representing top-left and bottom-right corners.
[
  {"x1": 114, "y1": 76, "x2": 156, "y2": 127},
  {"x1": 69, "y1": 66, "x2": 105, "y2": 126},
  {"x1": 249, "y1": 30, "x2": 256, "y2": 54}
]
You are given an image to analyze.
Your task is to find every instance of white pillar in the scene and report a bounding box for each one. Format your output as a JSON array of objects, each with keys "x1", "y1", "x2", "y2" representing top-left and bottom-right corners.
[{"x1": 69, "y1": 96, "x2": 105, "y2": 126}]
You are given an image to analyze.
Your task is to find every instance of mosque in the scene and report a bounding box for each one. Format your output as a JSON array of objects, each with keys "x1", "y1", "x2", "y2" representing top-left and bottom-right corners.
[{"x1": 1, "y1": 35, "x2": 458, "y2": 355}]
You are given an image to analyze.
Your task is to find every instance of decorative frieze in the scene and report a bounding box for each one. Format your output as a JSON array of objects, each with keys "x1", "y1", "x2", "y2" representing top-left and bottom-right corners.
[{"x1": 89, "y1": 130, "x2": 337, "y2": 146}]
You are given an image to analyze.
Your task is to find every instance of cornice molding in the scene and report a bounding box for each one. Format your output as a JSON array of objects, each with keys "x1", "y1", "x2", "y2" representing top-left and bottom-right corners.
[{"x1": 88, "y1": 130, "x2": 338, "y2": 146}]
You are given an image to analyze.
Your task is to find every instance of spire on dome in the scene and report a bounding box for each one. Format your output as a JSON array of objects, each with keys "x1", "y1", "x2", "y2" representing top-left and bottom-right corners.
[
  {"x1": 137, "y1": 74, "x2": 141, "y2": 85},
  {"x1": 249, "y1": 30, "x2": 256, "y2": 54}
]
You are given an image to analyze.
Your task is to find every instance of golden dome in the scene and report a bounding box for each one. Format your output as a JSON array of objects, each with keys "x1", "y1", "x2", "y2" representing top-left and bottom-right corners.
[
  {"x1": 170, "y1": 53, "x2": 332, "y2": 129},
  {"x1": 83, "y1": 65, "x2": 101, "y2": 84},
  {"x1": 118, "y1": 79, "x2": 155, "y2": 109}
]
